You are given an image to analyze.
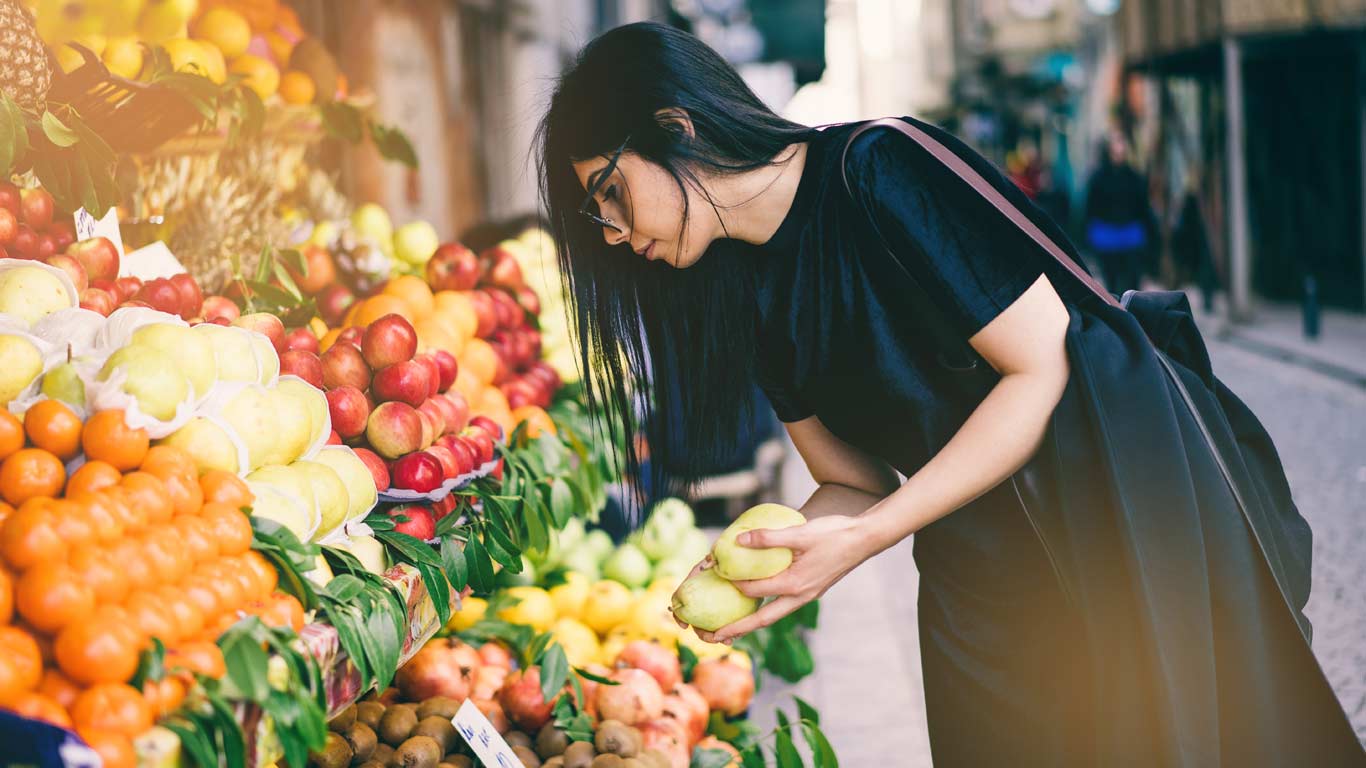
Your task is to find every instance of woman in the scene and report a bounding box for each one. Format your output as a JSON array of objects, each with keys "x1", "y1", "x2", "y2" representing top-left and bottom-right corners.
[
  {"x1": 537, "y1": 22, "x2": 1362, "y2": 766},
  {"x1": 1082, "y1": 133, "x2": 1157, "y2": 295}
]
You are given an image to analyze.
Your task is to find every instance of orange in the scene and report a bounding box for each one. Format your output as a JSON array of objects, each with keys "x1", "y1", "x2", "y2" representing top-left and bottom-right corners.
[
  {"x1": 0, "y1": 448, "x2": 65, "y2": 506},
  {"x1": 383, "y1": 274, "x2": 436, "y2": 317},
  {"x1": 124, "y1": 590, "x2": 181, "y2": 646},
  {"x1": 158, "y1": 472, "x2": 203, "y2": 518},
  {"x1": 0, "y1": 627, "x2": 42, "y2": 703},
  {"x1": 49, "y1": 499, "x2": 96, "y2": 550},
  {"x1": 460, "y1": 338, "x2": 500, "y2": 386},
  {"x1": 24, "y1": 400, "x2": 82, "y2": 460},
  {"x1": 54, "y1": 615, "x2": 140, "y2": 686},
  {"x1": 0, "y1": 568, "x2": 9, "y2": 624},
  {"x1": 434, "y1": 291, "x2": 479, "y2": 339},
  {"x1": 101, "y1": 487, "x2": 147, "y2": 535},
  {"x1": 352, "y1": 294, "x2": 414, "y2": 326},
  {"x1": 241, "y1": 550, "x2": 278, "y2": 598},
  {"x1": 0, "y1": 501, "x2": 11, "y2": 526},
  {"x1": 141, "y1": 528, "x2": 192, "y2": 585},
  {"x1": 156, "y1": 586, "x2": 205, "y2": 642},
  {"x1": 142, "y1": 675, "x2": 186, "y2": 718},
  {"x1": 82, "y1": 411, "x2": 149, "y2": 471},
  {"x1": 67, "y1": 461, "x2": 122, "y2": 497},
  {"x1": 70, "y1": 683, "x2": 152, "y2": 737},
  {"x1": 477, "y1": 387, "x2": 514, "y2": 434},
  {"x1": 195, "y1": 558, "x2": 247, "y2": 615},
  {"x1": 510, "y1": 405, "x2": 557, "y2": 438},
  {"x1": 172, "y1": 514, "x2": 218, "y2": 564},
  {"x1": 255, "y1": 591, "x2": 305, "y2": 632},
  {"x1": 453, "y1": 369, "x2": 483, "y2": 404},
  {"x1": 119, "y1": 472, "x2": 173, "y2": 526},
  {"x1": 191, "y1": 7, "x2": 251, "y2": 59},
  {"x1": 37, "y1": 668, "x2": 81, "y2": 711},
  {"x1": 166, "y1": 641, "x2": 225, "y2": 679},
  {"x1": 179, "y1": 573, "x2": 222, "y2": 622},
  {"x1": 105, "y1": 537, "x2": 155, "y2": 594},
  {"x1": 16, "y1": 561, "x2": 96, "y2": 634},
  {"x1": 201, "y1": 502, "x2": 253, "y2": 556},
  {"x1": 414, "y1": 315, "x2": 464, "y2": 357},
  {"x1": 319, "y1": 327, "x2": 343, "y2": 353},
  {"x1": 71, "y1": 492, "x2": 124, "y2": 544},
  {"x1": 140, "y1": 445, "x2": 196, "y2": 482},
  {"x1": 77, "y1": 729, "x2": 136, "y2": 768},
  {"x1": 4, "y1": 690, "x2": 72, "y2": 727},
  {"x1": 228, "y1": 54, "x2": 280, "y2": 100},
  {"x1": 199, "y1": 469, "x2": 252, "y2": 509},
  {"x1": 69, "y1": 544, "x2": 129, "y2": 606},
  {"x1": 1, "y1": 501, "x2": 67, "y2": 570},
  {"x1": 0, "y1": 411, "x2": 22, "y2": 462},
  {"x1": 278, "y1": 69, "x2": 315, "y2": 104}
]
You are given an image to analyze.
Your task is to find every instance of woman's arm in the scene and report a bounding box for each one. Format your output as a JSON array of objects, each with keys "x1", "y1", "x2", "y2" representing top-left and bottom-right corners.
[{"x1": 785, "y1": 417, "x2": 901, "y2": 501}]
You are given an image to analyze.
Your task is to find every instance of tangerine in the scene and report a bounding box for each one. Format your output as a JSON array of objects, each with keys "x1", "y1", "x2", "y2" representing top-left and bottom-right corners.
[
  {"x1": 24, "y1": 400, "x2": 82, "y2": 460},
  {"x1": 142, "y1": 675, "x2": 186, "y2": 718},
  {"x1": 510, "y1": 405, "x2": 557, "y2": 438},
  {"x1": 4, "y1": 690, "x2": 72, "y2": 727},
  {"x1": 0, "y1": 448, "x2": 65, "y2": 506},
  {"x1": 70, "y1": 544, "x2": 129, "y2": 605},
  {"x1": 180, "y1": 573, "x2": 222, "y2": 621},
  {"x1": 199, "y1": 469, "x2": 252, "y2": 508},
  {"x1": 459, "y1": 338, "x2": 500, "y2": 386},
  {"x1": 101, "y1": 487, "x2": 147, "y2": 534},
  {"x1": 77, "y1": 729, "x2": 137, "y2": 768},
  {"x1": 70, "y1": 491, "x2": 124, "y2": 543},
  {"x1": 124, "y1": 590, "x2": 181, "y2": 646},
  {"x1": 54, "y1": 615, "x2": 140, "y2": 686},
  {"x1": 453, "y1": 369, "x2": 483, "y2": 404},
  {"x1": 155, "y1": 585, "x2": 206, "y2": 641},
  {"x1": 241, "y1": 550, "x2": 278, "y2": 598},
  {"x1": 141, "y1": 528, "x2": 192, "y2": 585},
  {"x1": 37, "y1": 668, "x2": 81, "y2": 710},
  {"x1": 433, "y1": 291, "x2": 478, "y2": 339},
  {"x1": 49, "y1": 499, "x2": 96, "y2": 550},
  {"x1": 70, "y1": 683, "x2": 152, "y2": 737},
  {"x1": 119, "y1": 472, "x2": 173, "y2": 526},
  {"x1": 172, "y1": 514, "x2": 218, "y2": 563},
  {"x1": 159, "y1": 472, "x2": 203, "y2": 518},
  {"x1": 0, "y1": 627, "x2": 41, "y2": 704},
  {"x1": 81, "y1": 411, "x2": 149, "y2": 471},
  {"x1": 383, "y1": 274, "x2": 436, "y2": 317},
  {"x1": 256, "y1": 591, "x2": 305, "y2": 632},
  {"x1": 201, "y1": 502, "x2": 253, "y2": 556},
  {"x1": 278, "y1": 69, "x2": 316, "y2": 104},
  {"x1": 0, "y1": 501, "x2": 66, "y2": 570},
  {"x1": 166, "y1": 641, "x2": 226, "y2": 679},
  {"x1": 0, "y1": 569, "x2": 9, "y2": 623},
  {"x1": 0, "y1": 411, "x2": 22, "y2": 462},
  {"x1": 353, "y1": 294, "x2": 414, "y2": 326},
  {"x1": 16, "y1": 561, "x2": 96, "y2": 634},
  {"x1": 139, "y1": 445, "x2": 196, "y2": 483},
  {"x1": 67, "y1": 461, "x2": 122, "y2": 497},
  {"x1": 105, "y1": 537, "x2": 156, "y2": 593}
]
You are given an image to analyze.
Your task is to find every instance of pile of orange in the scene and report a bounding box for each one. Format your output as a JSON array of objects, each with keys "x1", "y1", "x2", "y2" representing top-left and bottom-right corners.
[{"x1": 0, "y1": 404, "x2": 305, "y2": 762}]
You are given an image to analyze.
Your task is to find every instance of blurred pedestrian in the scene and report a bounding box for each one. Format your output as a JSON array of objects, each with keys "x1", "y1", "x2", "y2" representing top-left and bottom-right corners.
[
  {"x1": 1170, "y1": 171, "x2": 1219, "y2": 312},
  {"x1": 1083, "y1": 133, "x2": 1156, "y2": 296}
]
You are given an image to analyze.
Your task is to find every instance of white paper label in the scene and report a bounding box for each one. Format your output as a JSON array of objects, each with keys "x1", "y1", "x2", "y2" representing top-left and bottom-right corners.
[
  {"x1": 452, "y1": 699, "x2": 525, "y2": 767},
  {"x1": 120, "y1": 241, "x2": 187, "y2": 281},
  {"x1": 73, "y1": 207, "x2": 125, "y2": 258}
]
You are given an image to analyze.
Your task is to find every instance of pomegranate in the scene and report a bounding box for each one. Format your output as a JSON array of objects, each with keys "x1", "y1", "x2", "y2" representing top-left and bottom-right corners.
[
  {"x1": 573, "y1": 663, "x2": 611, "y2": 718},
  {"x1": 663, "y1": 683, "x2": 709, "y2": 745},
  {"x1": 394, "y1": 637, "x2": 477, "y2": 702},
  {"x1": 594, "y1": 668, "x2": 664, "y2": 726},
  {"x1": 691, "y1": 659, "x2": 754, "y2": 718},
  {"x1": 474, "y1": 698, "x2": 511, "y2": 734},
  {"x1": 696, "y1": 736, "x2": 741, "y2": 766},
  {"x1": 472, "y1": 664, "x2": 507, "y2": 700},
  {"x1": 616, "y1": 639, "x2": 683, "y2": 692},
  {"x1": 478, "y1": 641, "x2": 513, "y2": 671},
  {"x1": 499, "y1": 666, "x2": 557, "y2": 731},
  {"x1": 638, "y1": 718, "x2": 691, "y2": 768}
]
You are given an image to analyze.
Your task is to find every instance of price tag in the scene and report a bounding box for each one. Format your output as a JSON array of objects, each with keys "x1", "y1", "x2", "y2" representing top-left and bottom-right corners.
[
  {"x1": 73, "y1": 207, "x2": 125, "y2": 258},
  {"x1": 120, "y1": 241, "x2": 187, "y2": 281},
  {"x1": 452, "y1": 699, "x2": 525, "y2": 767}
]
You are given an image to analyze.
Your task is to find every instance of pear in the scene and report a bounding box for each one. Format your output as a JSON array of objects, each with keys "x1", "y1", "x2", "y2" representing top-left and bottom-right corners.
[
  {"x1": 0, "y1": 335, "x2": 43, "y2": 405},
  {"x1": 40, "y1": 361, "x2": 86, "y2": 409},
  {"x1": 602, "y1": 542, "x2": 652, "y2": 589},
  {"x1": 582, "y1": 529, "x2": 615, "y2": 562},
  {"x1": 98, "y1": 345, "x2": 189, "y2": 421},
  {"x1": 247, "y1": 464, "x2": 319, "y2": 530},
  {"x1": 131, "y1": 323, "x2": 216, "y2": 399},
  {"x1": 221, "y1": 386, "x2": 278, "y2": 470},
  {"x1": 274, "y1": 377, "x2": 329, "y2": 448},
  {"x1": 310, "y1": 446, "x2": 377, "y2": 523},
  {"x1": 159, "y1": 417, "x2": 240, "y2": 474},
  {"x1": 671, "y1": 568, "x2": 760, "y2": 633},
  {"x1": 0, "y1": 265, "x2": 72, "y2": 323},
  {"x1": 251, "y1": 334, "x2": 279, "y2": 384},
  {"x1": 711, "y1": 503, "x2": 806, "y2": 581},
  {"x1": 292, "y1": 460, "x2": 350, "y2": 540},
  {"x1": 195, "y1": 324, "x2": 259, "y2": 383},
  {"x1": 246, "y1": 483, "x2": 317, "y2": 541},
  {"x1": 340, "y1": 533, "x2": 388, "y2": 575},
  {"x1": 260, "y1": 388, "x2": 311, "y2": 466}
]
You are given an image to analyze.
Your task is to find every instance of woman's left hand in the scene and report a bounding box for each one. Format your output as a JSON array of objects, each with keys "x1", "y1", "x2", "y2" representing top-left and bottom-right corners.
[{"x1": 696, "y1": 514, "x2": 877, "y2": 644}]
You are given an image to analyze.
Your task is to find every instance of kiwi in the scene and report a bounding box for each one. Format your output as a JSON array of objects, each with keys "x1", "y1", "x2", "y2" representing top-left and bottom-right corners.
[
  {"x1": 536, "y1": 724, "x2": 570, "y2": 759},
  {"x1": 589, "y1": 756, "x2": 624, "y2": 768},
  {"x1": 357, "y1": 701, "x2": 386, "y2": 730},
  {"x1": 356, "y1": 762, "x2": 387, "y2": 768},
  {"x1": 416, "y1": 696, "x2": 461, "y2": 721},
  {"x1": 379, "y1": 707, "x2": 419, "y2": 747},
  {"x1": 506, "y1": 731, "x2": 533, "y2": 749},
  {"x1": 620, "y1": 760, "x2": 646, "y2": 768},
  {"x1": 441, "y1": 757, "x2": 473, "y2": 768},
  {"x1": 594, "y1": 721, "x2": 638, "y2": 757},
  {"x1": 637, "y1": 750, "x2": 671, "y2": 768},
  {"x1": 395, "y1": 735, "x2": 442, "y2": 768},
  {"x1": 308, "y1": 732, "x2": 355, "y2": 768},
  {"x1": 372, "y1": 743, "x2": 397, "y2": 767},
  {"x1": 343, "y1": 722, "x2": 378, "y2": 763},
  {"x1": 330, "y1": 705, "x2": 358, "y2": 732},
  {"x1": 563, "y1": 740, "x2": 596, "y2": 768},
  {"x1": 512, "y1": 746, "x2": 543, "y2": 768},
  {"x1": 544, "y1": 758, "x2": 565, "y2": 768},
  {"x1": 412, "y1": 716, "x2": 458, "y2": 755}
]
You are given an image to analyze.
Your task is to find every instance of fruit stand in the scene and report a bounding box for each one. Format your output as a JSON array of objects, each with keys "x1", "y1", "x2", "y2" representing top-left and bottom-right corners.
[{"x1": 0, "y1": 2, "x2": 835, "y2": 767}]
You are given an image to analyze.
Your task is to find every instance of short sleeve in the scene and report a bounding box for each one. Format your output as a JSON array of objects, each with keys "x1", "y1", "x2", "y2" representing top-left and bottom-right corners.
[
  {"x1": 844, "y1": 122, "x2": 1050, "y2": 337},
  {"x1": 754, "y1": 338, "x2": 814, "y2": 424}
]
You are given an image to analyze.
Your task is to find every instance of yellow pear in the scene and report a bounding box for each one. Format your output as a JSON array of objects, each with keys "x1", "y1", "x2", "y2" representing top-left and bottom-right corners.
[
  {"x1": 670, "y1": 568, "x2": 760, "y2": 633},
  {"x1": 711, "y1": 503, "x2": 806, "y2": 581}
]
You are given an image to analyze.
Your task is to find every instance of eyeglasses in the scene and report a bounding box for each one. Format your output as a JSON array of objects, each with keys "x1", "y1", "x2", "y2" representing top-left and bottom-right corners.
[{"x1": 579, "y1": 136, "x2": 630, "y2": 234}]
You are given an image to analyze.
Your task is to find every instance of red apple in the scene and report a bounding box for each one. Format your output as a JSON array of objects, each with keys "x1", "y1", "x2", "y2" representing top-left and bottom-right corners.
[
  {"x1": 528, "y1": 361, "x2": 561, "y2": 391},
  {"x1": 489, "y1": 249, "x2": 525, "y2": 291},
  {"x1": 514, "y1": 287, "x2": 541, "y2": 317},
  {"x1": 0, "y1": 208, "x2": 16, "y2": 244},
  {"x1": 353, "y1": 447, "x2": 390, "y2": 492},
  {"x1": 468, "y1": 416, "x2": 503, "y2": 441},
  {"x1": 427, "y1": 396, "x2": 459, "y2": 436},
  {"x1": 10, "y1": 226, "x2": 38, "y2": 259},
  {"x1": 321, "y1": 343, "x2": 372, "y2": 391},
  {"x1": 490, "y1": 289, "x2": 524, "y2": 329},
  {"x1": 426, "y1": 242, "x2": 480, "y2": 291},
  {"x1": 424, "y1": 444, "x2": 460, "y2": 479},
  {"x1": 335, "y1": 325, "x2": 364, "y2": 349},
  {"x1": 234, "y1": 312, "x2": 287, "y2": 353},
  {"x1": 317, "y1": 284, "x2": 354, "y2": 327},
  {"x1": 468, "y1": 290, "x2": 497, "y2": 338},
  {"x1": 442, "y1": 437, "x2": 476, "y2": 475},
  {"x1": 112, "y1": 276, "x2": 142, "y2": 303},
  {"x1": 66, "y1": 237, "x2": 120, "y2": 283},
  {"x1": 136, "y1": 278, "x2": 182, "y2": 314},
  {"x1": 44, "y1": 253, "x2": 87, "y2": 293},
  {"x1": 418, "y1": 398, "x2": 447, "y2": 437},
  {"x1": 201, "y1": 295, "x2": 240, "y2": 324},
  {"x1": 503, "y1": 379, "x2": 539, "y2": 410},
  {"x1": 35, "y1": 234, "x2": 57, "y2": 261},
  {"x1": 431, "y1": 494, "x2": 459, "y2": 521},
  {"x1": 79, "y1": 287, "x2": 116, "y2": 316},
  {"x1": 361, "y1": 314, "x2": 418, "y2": 369},
  {"x1": 326, "y1": 386, "x2": 371, "y2": 438},
  {"x1": 283, "y1": 327, "x2": 321, "y2": 354},
  {"x1": 49, "y1": 221, "x2": 76, "y2": 252},
  {"x1": 392, "y1": 452, "x2": 444, "y2": 493},
  {"x1": 0, "y1": 182, "x2": 19, "y2": 215},
  {"x1": 169, "y1": 273, "x2": 203, "y2": 319},
  {"x1": 19, "y1": 188, "x2": 54, "y2": 230},
  {"x1": 279, "y1": 349, "x2": 324, "y2": 388},
  {"x1": 413, "y1": 354, "x2": 442, "y2": 398},
  {"x1": 288, "y1": 244, "x2": 336, "y2": 295},
  {"x1": 366, "y1": 401, "x2": 423, "y2": 459},
  {"x1": 372, "y1": 360, "x2": 431, "y2": 408},
  {"x1": 459, "y1": 431, "x2": 494, "y2": 466},
  {"x1": 326, "y1": 430, "x2": 342, "y2": 445},
  {"x1": 387, "y1": 503, "x2": 436, "y2": 540},
  {"x1": 442, "y1": 391, "x2": 471, "y2": 433},
  {"x1": 417, "y1": 410, "x2": 436, "y2": 449},
  {"x1": 430, "y1": 349, "x2": 458, "y2": 392}
]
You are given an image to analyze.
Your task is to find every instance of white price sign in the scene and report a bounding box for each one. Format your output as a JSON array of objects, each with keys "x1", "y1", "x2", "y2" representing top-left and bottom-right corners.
[{"x1": 452, "y1": 699, "x2": 525, "y2": 767}]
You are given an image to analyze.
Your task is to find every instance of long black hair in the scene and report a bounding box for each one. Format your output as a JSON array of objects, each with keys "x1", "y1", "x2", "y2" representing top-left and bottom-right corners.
[{"x1": 536, "y1": 22, "x2": 817, "y2": 504}]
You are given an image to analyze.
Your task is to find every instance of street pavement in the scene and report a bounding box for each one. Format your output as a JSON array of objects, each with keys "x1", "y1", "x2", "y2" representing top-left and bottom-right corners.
[{"x1": 752, "y1": 333, "x2": 1366, "y2": 764}]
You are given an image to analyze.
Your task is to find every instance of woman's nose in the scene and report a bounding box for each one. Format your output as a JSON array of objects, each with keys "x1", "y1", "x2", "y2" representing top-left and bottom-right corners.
[{"x1": 603, "y1": 223, "x2": 628, "y2": 246}]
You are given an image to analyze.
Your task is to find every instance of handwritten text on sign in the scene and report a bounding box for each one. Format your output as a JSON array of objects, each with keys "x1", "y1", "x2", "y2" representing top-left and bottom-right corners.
[{"x1": 452, "y1": 698, "x2": 524, "y2": 766}]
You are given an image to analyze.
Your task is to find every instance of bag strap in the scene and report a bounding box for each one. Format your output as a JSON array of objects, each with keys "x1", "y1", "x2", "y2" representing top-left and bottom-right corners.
[{"x1": 839, "y1": 118, "x2": 1123, "y2": 310}]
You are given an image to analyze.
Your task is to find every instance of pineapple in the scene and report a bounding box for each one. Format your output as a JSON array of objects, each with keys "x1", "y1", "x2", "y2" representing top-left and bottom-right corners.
[{"x1": 0, "y1": 0, "x2": 51, "y2": 111}]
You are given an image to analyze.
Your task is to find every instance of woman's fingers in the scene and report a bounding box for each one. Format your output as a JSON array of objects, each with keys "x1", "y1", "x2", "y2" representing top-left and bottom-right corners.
[
  {"x1": 731, "y1": 571, "x2": 796, "y2": 599},
  {"x1": 711, "y1": 596, "x2": 805, "y2": 643},
  {"x1": 737, "y1": 525, "x2": 806, "y2": 550}
]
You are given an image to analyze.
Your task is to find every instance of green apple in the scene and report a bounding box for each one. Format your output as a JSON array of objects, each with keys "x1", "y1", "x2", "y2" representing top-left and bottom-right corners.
[
  {"x1": 310, "y1": 446, "x2": 377, "y2": 523},
  {"x1": 259, "y1": 388, "x2": 311, "y2": 466},
  {"x1": 350, "y1": 203, "x2": 393, "y2": 244},
  {"x1": 582, "y1": 529, "x2": 615, "y2": 563},
  {"x1": 292, "y1": 459, "x2": 350, "y2": 540},
  {"x1": 159, "y1": 417, "x2": 240, "y2": 474},
  {"x1": 0, "y1": 265, "x2": 73, "y2": 323},
  {"x1": 98, "y1": 345, "x2": 189, "y2": 421},
  {"x1": 40, "y1": 361, "x2": 86, "y2": 409},
  {"x1": 560, "y1": 548, "x2": 601, "y2": 583},
  {"x1": 221, "y1": 386, "x2": 278, "y2": 470},
  {"x1": 130, "y1": 323, "x2": 216, "y2": 400},
  {"x1": 274, "y1": 377, "x2": 329, "y2": 449},
  {"x1": 195, "y1": 324, "x2": 259, "y2": 383},
  {"x1": 602, "y1": 542, "x2": 652, "y2": 589},
  {"x1": 670, "y1": 568, "x2": 760, "y2": 633},
  {"x1": 246, "y1": 483, "x2": 318, "y2": 541},
  {"x1": 0, "y1": 335, "x2": 43, "y2": 405},
  {"x1": 712, "y1": 503, "x2": 807, "y2": 581},
  {"x1": 393, "y1": 220, "x2": 439, "y2": 266}
]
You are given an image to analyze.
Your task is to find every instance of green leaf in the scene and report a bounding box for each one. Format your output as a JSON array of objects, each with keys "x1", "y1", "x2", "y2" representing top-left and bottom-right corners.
[
  {"x1": 764, "y1": 626, "x2": 815, "y2": 683},
  {"x1": 775, "y1": 727, "x2": 804, "y2": 768},
  {"x1": 740, "y1": 745, "x2": 767, "y2": 768},
  {"x1": 272, "y1": 258, "x2": 303, "y2": 301},
  {"x1": 523, "y1": 490, "x2": 550, "y2": 554},
  {"x1": 218, "y1": 626, "x2": 270, "y2": 701},
  {"x1": 130, "y1": 637, "x2": 167, "y2": 689},
  {"x1": 163, "y1": 716, "x2": 218, "y2": 768},
  {"x1": 678, "y1": 641, "x2": 699, "y2": 683},
  {"x1": 538, "y1": 643, "x2": 569, "y2": 702},
  {"x1": 794, "y1": 696, "x2": 820, "y2": 727},
  {"x1": 416, "y1": 559, "x2": 453, "y2": 628},
  {"x1": 573, "y1": 666, "x2": 619, "y2": 686},
  {"x1": 40, "y1": 110, "x2": 79, "y2": 147},
  {"x1": 207, "y1": 692, "x2": 247, "y2": 768},
  {"x1": 243, "y1": 279, "x2": 298, "y2": 309},
  {"x1": 548, "y1": 479, "x2": 574, "y2": 528},
  {"x1": 524, "y1": 633, "x2": 552, "y2": 671},
  {"x1": 364, "y1": 604, "x2": 402, "y2": 691},
  {"x1": 324, "y1": 574, "x2": 369, "y2": 602},
  {"x1": 277, "y1": 247, "x2": 307, "y2": 277},
  {"x1": 801, "y1": 721, "x2": 838, "y2": 768},
  {"x1": 482, "y1": 522, "x2": 521, "y2": 571},
  {"x1": 693, "y1": 747, "x2": 738, "y2": 768},
  {"x1": 377, "y1": 530, "x2": 442, "y2": 567},
  {"x1": 441, "y1": 535, "x2": 469, "y2": 593},
  {"x1": 776, "y1": 709, "x2": 790, "y2": 730},
  {"x1": 465, "y1": 535, "x2": 496, "y2": 593},
  {"x1": 0, "y1": 93, "x2": 30, "y2": 175},
  {"x1": 369, "y1": 121, "x2": 419, "y2": 168},
  {"x1": 320, "y1": 102, "x2": 365, "y2": 142}
]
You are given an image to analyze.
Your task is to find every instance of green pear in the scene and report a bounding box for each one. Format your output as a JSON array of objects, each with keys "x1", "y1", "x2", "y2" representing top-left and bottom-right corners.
[
  {"x1": 131, "y1": 323, "x2": 216, "y2": 399},
  {"x1": 40, "y1": 361, "x2": 85, "y2": 409},
  {"x1": 221, "y1": 386, "x2": 278, "y2": 470},
  {"x1": 159, "y1": 417, "x2": 240, "y2": 474},
  {"x1": 677, "y1": 528, "x2": 713, "y2": 565},
  {"x1": 671, "y1": 568, "x2": 760, "y2": 633},
  {"x1": 251, "y1": 335, "x2": 279, "y2": 384},
  {"x1": 712, "y1": 503, "x2": 807, "y2": 581},
  {"x1": 246, "y1": 483, "x2": 318, "y2": 541},
  {"x1": 557, "y1": 516, "x2": 586, "y2": 554},
  {"x1": 602, "y1": 542, "x2": 652, "y2": 589},
  {"x1": 292, "y1": 460, "x2": 350, "y2": 540},
  {"x1": 259, "y1": 388, "x2": 310, "y2": 466},
  {"x1": 582, "y1": 529, "x2": 615, "y2": 562},
  {"x1": 247, "y1": 464, "x2": 318, "y2": 528},
  {"x1": 310, "y1": 446, "x2": 377, "y2": 522},
  {"x1": 98, "y1": 345, "x2": 189, "y2": 421},
  {"x1": 560, "y1": 548, "x2": 601, "y2": 582},
  {"x1": 274, "y1": 377, "x2": 329, "y2": 448},
  {"x1": 0, "y1": 265, "x2": 72, "y2": 323},
  {"x1": 0, "y1": 335, "x2": 43, "y2": 405},
  {"x1": 195, "y1": 324, "x2": 259, "y2": 383}
]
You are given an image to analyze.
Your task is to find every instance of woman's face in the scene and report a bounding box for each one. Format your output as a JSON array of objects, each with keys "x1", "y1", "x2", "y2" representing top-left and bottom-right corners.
[{"x1": 573, "y1": 152, "x2": 715, "y2": 268}]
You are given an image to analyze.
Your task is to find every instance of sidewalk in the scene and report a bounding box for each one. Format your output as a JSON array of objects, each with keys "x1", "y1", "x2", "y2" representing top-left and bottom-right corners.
[{"x1": 1190, "y1": 293, "x2": 1366, "y2": 388}]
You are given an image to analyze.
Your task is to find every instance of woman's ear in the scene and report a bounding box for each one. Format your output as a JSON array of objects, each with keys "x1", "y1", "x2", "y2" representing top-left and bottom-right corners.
[{"x1": 654, "y1": 107, "x2": 695, "y2": 139}]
